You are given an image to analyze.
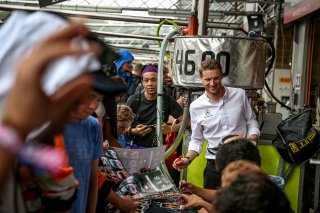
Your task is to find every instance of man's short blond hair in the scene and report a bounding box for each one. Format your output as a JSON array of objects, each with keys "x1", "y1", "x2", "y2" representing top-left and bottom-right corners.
[{"x1": 199, "y1": 59, "x2": 222, "y2": 77}]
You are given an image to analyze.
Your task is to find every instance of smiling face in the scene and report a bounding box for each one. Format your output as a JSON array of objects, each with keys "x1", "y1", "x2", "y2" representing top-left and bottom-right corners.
[
  {"x1": 69, "y1": 89, "x2": 104, "y2": 121},
  {"x1": 201, "y1": 69, "x2": 224, "y2": 100}
]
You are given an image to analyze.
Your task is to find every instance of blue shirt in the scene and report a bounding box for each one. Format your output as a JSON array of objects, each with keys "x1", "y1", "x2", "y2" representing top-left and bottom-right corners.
[
  {"x1": 118, "y1": 135, "x2": 126, "y2": 148},
  {"x1": 64, "y1": 116, "x2": 103, "y2": 213}
]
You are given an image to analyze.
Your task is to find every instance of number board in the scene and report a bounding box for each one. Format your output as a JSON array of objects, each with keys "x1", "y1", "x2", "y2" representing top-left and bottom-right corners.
[{"x1": 172, "y1": 36, "x2": 268, "y2": 89}]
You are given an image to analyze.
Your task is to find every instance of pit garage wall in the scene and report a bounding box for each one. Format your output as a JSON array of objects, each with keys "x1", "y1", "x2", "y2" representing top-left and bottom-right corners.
[{"x1": 291, "y1": 20, "x2": 310, "y2": 110}]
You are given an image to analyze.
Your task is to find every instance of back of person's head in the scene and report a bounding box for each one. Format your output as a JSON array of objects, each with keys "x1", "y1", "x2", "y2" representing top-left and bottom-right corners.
[
  {"x1": 221, "y1": 160, "x2": 262, "y2": 187},
  {"x1": 133, "y1": 63, "x2": 143, "y2": 77},
  {"x1": 215, "y1": 137, "x2": 261, "y2": 172},
  {"x1": 213, "y1": 171, "x2": 292, "y2": 213},
  {"x1": 117, "y1": 105, "x2": 135, "y2": 122}
]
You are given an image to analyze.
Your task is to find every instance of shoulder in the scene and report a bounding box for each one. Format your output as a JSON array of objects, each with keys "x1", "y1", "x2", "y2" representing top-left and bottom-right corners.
[
  {"x1": 86, "y1": 116, "x2": 100, "y2": 128},
  {"x1": 126, "y1": 93, "x2": 138, "y2": 105},
  {"x1": 190, "y1": 93, "x2": 206, "y2": 109},
  {"x1": 226, "y1": 87, "x2": 246, "y2": 99},
  {"x1": 226, "y1": 86, "x2": 244, "y2": 93}
]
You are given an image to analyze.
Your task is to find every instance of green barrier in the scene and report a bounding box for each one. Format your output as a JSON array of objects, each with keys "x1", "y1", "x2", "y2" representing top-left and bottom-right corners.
[
  {"x1": 259, "y1": 145, "x2": 300, "y2": 213},
  {"x1": 183, "y1": 141, "x2": 300, "y2": 212},
  {"x1": 184, "y1": 141, "x2": 208, "y2": 187}
]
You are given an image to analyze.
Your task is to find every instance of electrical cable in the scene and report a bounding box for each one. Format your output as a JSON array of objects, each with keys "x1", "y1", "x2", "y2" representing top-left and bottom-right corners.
[
  {"x1": 246, "y1": 30, "x2": 294, "y2": 111},
  {"x1": 156, "y1": 19, "x2": 179, "y2": 59}
]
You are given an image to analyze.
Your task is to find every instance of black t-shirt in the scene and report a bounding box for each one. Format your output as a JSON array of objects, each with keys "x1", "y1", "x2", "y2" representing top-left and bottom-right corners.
[
  {"x1": 96, "y1": 182, "x2": 112, "y2": 213},
  {"x1": 102, "y1": 96, "x2": 117, "y2": 140},
  {"x1": 126, "y1": 92, "x2": 183, "y2": 147}
]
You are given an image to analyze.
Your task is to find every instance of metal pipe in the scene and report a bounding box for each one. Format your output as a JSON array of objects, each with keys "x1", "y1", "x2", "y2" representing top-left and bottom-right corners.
[
  {"x1": 93, "y1": 30, "x2": 164, "y2": 41},
  {"x1": 191, "y1": 0, "x2": 198, "y2": 16},
  {"x1": 198, "y1": 0, "x2": 209, "y2": 35},
  {"x1": 0, "y1": 4, "x2": 189, "y2": 26},
  {"x1": 156, "y1": 29, "x2": 180, "y2": 146},
  {"x1": 0, "y1": 4, "x2": 245, "y2": 31},
  {"x1": 270, "y1": 2, "x2": 282, "y2": 101},
  {"x1": 214, "y1": 0, "x2": 281, "y2": 3},
  {"x1": 206, "y1": 22, "x2": 242, "y2": 30},
  {"x1": 108, "y1": 44, "x2": 160, "y2": 54}
]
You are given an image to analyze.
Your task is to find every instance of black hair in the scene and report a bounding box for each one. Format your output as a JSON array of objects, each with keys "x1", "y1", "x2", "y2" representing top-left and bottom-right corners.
[
  {"x1": 221, "y1": 135, "x2": 239, "y2": 143},
  {"x1": 213, "y1": 171, "x2": 292, "y2": 213},
  {"x1": 215, "y1": 138, "x2": 261, "y2": 172}
]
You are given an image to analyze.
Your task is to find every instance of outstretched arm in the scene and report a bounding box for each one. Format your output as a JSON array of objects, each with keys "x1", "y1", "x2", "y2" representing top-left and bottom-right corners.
[{"x1": 1, "y1": 22, "x2": 97, "y2": 189}]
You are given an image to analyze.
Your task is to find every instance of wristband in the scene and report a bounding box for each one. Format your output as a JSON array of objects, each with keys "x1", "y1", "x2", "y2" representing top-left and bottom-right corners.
[
  {"x1": 0, "y1": 123, "x2": 24, "y2": 152},
  {"x1": 0, "y1": 122, "x2": 67, "y2": 177},
  {"x1": 185, "y1": 156, "x2": 192, "y2": 164}
]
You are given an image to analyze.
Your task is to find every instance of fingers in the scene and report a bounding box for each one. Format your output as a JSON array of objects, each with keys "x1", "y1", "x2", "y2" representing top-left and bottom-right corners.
[
  {"x1": 46, "y1": 21, "x2": 89, "y2": 43},
  {"x1": 21, "y1": 23, "x2": 102, "y2": 81},
  {"x1": 172, "y1": 157, "x2": 188, "y2": 170},
  {"x1": 179, "y1": 194, "x2": 192, "y2": 209},
  {"x1": 179, "y1": 180, "x2": 193, "y2": 193},
  {"x1": 139, "y1": 127, "x2": 152, "y2": 136}
]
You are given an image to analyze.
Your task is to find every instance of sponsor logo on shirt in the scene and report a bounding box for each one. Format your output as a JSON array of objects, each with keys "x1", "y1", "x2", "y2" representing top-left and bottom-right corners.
[{"x1": 204, "y1": 109, "x2": 213, "y2": 118}]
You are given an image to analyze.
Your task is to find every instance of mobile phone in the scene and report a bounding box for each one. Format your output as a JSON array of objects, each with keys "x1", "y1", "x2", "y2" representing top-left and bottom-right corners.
[{"x1": 146, "y1": 124, "x2": 156, "y2": 129}]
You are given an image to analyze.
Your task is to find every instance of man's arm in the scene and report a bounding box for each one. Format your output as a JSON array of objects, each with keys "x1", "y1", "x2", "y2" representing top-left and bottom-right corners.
[
  {"x1": 103, "y1": 119, "x2": 122, "y2": 148},
  {"x1": 0, "y1": 22, "x2": 95, "y2": 189},
  {"x1": 86, "y1": 159, "x2": 99, "y2": 213},
  {"x1": 107, "y1": 190, "x2": 138, "y2": 212},
  {"x1": 172, "y1": 150, "x2": 199, "y2": 170},
  {"x1": 179, "y1": 180, "x2": 217, "y2": 202},
  {"x1": 180, "y1": 194, "x2": 215, "y2": 213}
]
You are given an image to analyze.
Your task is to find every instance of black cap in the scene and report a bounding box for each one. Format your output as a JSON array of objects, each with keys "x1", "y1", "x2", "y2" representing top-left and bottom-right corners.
[
  {"x1": 86, "y1": 33, "x2": 120, "y2": 65},
  {"x1": 92, "y1": 70, "x2": 127, "y2": 95}
]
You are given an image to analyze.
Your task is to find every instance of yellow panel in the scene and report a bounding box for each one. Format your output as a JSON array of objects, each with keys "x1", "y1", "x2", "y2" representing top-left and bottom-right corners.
[
  {"x1": 184, "y1": 141, "x2": 208, "y2": 187},
  {"x1": 182, "y1": 141, "x2": 300, "y2": 212},
  {"x1": 259, "y1": 145, "x2": 300, "y2": 213}
]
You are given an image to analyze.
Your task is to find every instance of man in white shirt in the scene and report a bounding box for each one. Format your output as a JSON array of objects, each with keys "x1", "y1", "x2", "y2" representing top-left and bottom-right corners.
[{"x1": 173, "y1": 59, "x2": 259, "y2": 189}]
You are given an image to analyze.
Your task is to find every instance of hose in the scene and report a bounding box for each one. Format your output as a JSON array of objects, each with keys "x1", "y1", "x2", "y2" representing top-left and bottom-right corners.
[{"x1": 156, "y1": 19, "x2": 179, "y2": 59}]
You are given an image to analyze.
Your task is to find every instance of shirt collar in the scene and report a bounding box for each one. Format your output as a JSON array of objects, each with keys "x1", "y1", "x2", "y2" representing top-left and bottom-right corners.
[{"x1": 204, "y1": 86, "x2": 229, "y2": 102}]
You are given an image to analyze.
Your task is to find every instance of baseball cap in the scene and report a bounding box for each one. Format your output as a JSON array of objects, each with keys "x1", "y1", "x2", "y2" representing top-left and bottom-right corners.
[
  {"x1": 92, "y1": 70, "x2": 127, "y2": 95},
  {"x1": 87, "y1": 34, "x2": 126, "y2": 95},
  {"x1": 86, "y1": 33, "x2": 120, "y2": 65}
]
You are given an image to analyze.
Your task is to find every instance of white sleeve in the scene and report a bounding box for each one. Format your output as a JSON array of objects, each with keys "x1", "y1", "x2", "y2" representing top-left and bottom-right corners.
[{"x1": 188, "y1": 105, "x2": 205, "y2": 154}]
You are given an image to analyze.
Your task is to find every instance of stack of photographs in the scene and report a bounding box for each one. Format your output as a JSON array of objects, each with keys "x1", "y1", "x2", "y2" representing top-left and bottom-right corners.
[
  {"x1": 99, "y1": 148, "x2": 129, "y2": 182},
  {"x1": 117, "y1": 170, "x2": 175, "y2": 197}
]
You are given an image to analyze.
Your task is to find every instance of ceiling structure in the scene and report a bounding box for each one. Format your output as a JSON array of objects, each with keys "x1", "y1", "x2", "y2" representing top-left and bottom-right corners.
[{"x1": 0, "y1": 0, "x2": 282, "y2": 62}]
